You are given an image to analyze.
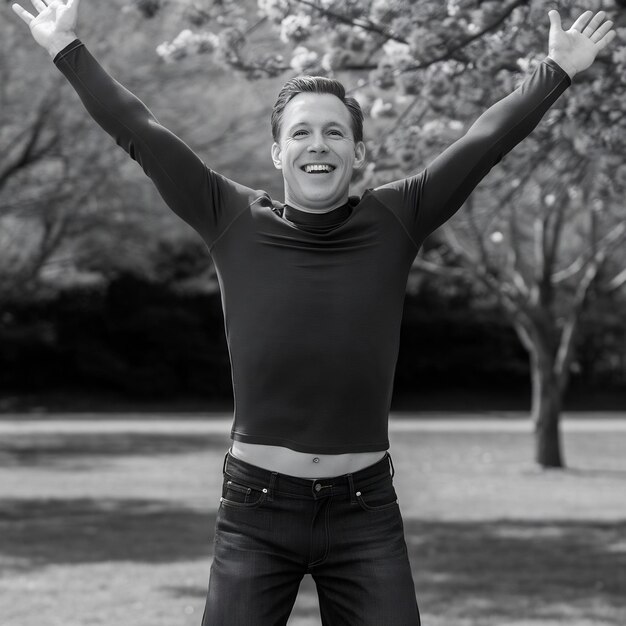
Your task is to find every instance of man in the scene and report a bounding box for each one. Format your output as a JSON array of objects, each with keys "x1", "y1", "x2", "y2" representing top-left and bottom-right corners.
[{"x1": 12, "y1": 1, "x2": 616, "y2": 623}]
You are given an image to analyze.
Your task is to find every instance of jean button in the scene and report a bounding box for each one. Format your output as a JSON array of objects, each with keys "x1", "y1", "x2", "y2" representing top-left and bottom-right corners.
[{"x1": 315, "y1": 483, "x2": 322, "y2": 492}]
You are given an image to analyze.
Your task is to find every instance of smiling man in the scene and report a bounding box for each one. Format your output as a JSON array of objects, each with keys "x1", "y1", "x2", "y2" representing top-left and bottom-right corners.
[
  {"x1": 270, "y1": 85, "x2": 366, "y2": 213},
  {"x1": 12, "y1": 0, "x2": 616, "y2": 624}
]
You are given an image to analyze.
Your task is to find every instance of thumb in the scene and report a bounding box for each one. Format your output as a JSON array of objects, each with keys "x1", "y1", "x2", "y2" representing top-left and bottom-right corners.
[{"x1": 548, "y1": 9, "x2": 562, "y2": 32}]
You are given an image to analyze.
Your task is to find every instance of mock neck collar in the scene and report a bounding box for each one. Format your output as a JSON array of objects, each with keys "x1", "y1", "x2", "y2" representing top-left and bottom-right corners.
[{"x1": 282, "y1": 199, "x2": 355, "y2": 231}]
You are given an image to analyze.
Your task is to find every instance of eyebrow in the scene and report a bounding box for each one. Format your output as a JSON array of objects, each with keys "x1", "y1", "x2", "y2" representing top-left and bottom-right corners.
[{"x1": 287, "y1": 121, "x2": 349, "y2": 133}]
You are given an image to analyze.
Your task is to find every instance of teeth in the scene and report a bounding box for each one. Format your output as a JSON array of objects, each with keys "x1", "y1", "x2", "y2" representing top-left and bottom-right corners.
[{"x1": 303, "y1": 164, "x2": 335, "y2": 173}]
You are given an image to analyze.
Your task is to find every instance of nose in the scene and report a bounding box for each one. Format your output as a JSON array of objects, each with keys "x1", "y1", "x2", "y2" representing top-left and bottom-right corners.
[{"x1": 307, "y1": 134, "x2": 329, "y2": 153}]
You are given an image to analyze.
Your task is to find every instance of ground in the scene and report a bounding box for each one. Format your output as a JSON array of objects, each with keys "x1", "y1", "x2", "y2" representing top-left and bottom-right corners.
[{"x1": 1, "y1": 413, "x2": 625, "y2": 625}]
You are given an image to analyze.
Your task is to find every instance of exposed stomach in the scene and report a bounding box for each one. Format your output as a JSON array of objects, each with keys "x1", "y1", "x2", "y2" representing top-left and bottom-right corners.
[{"x1": 230, "y1": 441, "x2": 388, "y2": 479}]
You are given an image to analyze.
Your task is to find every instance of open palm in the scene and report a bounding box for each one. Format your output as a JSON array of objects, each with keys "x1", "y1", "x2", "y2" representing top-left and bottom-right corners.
[
  {"x1": 548, "y1": 10, "x2": 616, "y2": 75},
  {"x1": 12, "y1": 0, "x2": 80, "y2": 49}
]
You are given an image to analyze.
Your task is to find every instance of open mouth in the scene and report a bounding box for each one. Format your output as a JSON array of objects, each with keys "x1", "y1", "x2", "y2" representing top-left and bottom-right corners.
[{"x1": 300, "y1": 163, "x2": 336, "y2": 174}]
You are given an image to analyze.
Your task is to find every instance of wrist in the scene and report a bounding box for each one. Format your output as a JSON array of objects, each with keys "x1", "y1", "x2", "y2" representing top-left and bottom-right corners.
[
  {"x1": 547, "y1": 54, "x2": 577, "y2": 80},
  {"x1": 47, "y1": 32, "x2": 78, "y2": 59}
]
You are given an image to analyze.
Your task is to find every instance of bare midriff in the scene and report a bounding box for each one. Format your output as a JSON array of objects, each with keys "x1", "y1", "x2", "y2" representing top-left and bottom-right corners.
[{"x1": 231, "y1": 441, "x2": 387, "y2": 479}]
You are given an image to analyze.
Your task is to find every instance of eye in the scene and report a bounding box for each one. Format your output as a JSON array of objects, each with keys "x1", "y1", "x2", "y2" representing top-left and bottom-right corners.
[
  {"x1": 293, "y1": 130, "x2": 308, "y2": 137},
  {"x1": 328, "y1": 130, "x2": 343, "y2": 137}
]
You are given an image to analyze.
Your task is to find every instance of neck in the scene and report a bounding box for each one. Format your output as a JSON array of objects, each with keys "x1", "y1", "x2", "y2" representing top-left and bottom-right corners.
[{"x1": 283, "y1": 195, "x2": 349, "y2": 214}]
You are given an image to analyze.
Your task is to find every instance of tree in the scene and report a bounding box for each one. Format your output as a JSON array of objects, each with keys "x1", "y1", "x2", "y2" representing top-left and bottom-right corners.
[
  {"x1": 136, "y1": 0, "x2": 625, "y2": 467},
  {"x1": 1, "y1": 0, "x2": 258, "y2": 300},
  {"x1": 0, "y1": 12, "x2": 153, "y2": 300}
]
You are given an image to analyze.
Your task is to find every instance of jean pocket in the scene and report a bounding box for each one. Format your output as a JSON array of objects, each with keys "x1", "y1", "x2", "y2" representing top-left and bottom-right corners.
[
  {"x1": 355, "y1": 480, "x2": 399, "y2": 512},
  {"x1": 220, "y1": 475, "x2": 268, "y2": 509}
]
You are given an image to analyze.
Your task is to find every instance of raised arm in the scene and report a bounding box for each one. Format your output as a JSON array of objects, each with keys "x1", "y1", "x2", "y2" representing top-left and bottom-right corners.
[
  {"x1": 374, "y1": 9, "x2": 616, "y2": 246},
  {"x1": 12, "y1": 0, "x2": 261, "y2": 245}
]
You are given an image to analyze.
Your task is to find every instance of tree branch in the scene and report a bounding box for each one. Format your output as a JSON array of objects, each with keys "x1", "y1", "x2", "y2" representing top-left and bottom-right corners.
[
  {"x1": 552, "y1": 256, "x2": 585, "y2": 283},
  {"x1": 604, "y1": 267, "x2": 626, "y2": 293},
  {"x1": 292, "y1": 0, "x2": 405, "y2": 43},
  {"x1": 0, "y1": 86, "x2": 61, "y2": 192},
  {"x1": 310, "y1": 0, "x2": 530, "y2": 75},
  {"x1": 506, "y1": 206, "x2": 531, "y2": 299},
  {"x1": 544, "y1": 156, "x2": 587, "y2": 277},
  {"x1": 411, "y1": 256, "x2": 470, "y2": 279},
  {"x1": 401, "y1": 0, "x2": 530, "y2": 72},
  {"x1": 554, "y1": 222, "x2": 626, "y2": 385},
  {"x1": 508, "y1": 308, "x2": 536, "y2": 355}
]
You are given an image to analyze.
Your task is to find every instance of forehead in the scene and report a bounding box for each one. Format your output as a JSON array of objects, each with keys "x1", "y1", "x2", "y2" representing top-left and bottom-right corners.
[{"x1": 282, "y1": 92, "x2": 352, "y2": 131}]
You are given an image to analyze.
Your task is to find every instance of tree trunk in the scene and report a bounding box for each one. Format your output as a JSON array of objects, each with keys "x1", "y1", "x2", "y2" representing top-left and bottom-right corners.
[{"x1": 530, "y1": 350, "x2": 565, "y2": 468}]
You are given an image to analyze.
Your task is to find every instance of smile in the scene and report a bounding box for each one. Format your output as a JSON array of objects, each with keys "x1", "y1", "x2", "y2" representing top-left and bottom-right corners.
[{"x1": 301, "y1": 163, "x2": 336, "y2": 174}]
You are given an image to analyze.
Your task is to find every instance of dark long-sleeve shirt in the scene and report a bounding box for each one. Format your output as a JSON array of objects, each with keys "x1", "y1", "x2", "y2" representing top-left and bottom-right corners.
[{"x1": 54, "y1": 40, "x2": 570, "y2": 453}]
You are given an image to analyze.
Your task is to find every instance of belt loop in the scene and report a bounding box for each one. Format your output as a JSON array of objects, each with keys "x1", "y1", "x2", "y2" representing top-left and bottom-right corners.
[
  {"x1": 222, "y1": 449, "x2": 230, "y2": 475},
  {"x1": 347, "y1": 473, "x2": 356, "y2": 504},
  {"x1": 387, "y1": 452, "x2": 395, "y2": 478},
  {"x1": 267, "y1": 472, "x2": 278, "y2": 502}
]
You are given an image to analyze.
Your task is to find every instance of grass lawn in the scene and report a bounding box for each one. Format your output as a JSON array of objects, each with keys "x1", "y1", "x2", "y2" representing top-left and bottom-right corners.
[{"x1": 0, "y1": 415, "x2": 625, "y2": 625}]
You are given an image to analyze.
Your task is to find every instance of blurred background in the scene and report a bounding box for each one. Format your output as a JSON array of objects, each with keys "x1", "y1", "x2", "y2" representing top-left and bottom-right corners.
[
  {"x1": 1, "y1": 0, "x2": 626, "y2": 460},
  {"x1": 1, "y1": 1, "x2": 626, "y2": 624}
]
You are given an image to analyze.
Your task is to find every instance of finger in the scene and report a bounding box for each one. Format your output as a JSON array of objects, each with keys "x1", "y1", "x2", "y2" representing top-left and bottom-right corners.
[
  {"x1": 11, "y1": 3, "x2": 35, "y2": 24},
  {"x1": 595, "y1": 28, "x2": 616, "y2": 52},
  {"x1": 548, "y1": 10, "x2": 562, "y2": 32},
  {"x1": 570, "y1": 10, "x2": 593, "y2": 32},
  {"x1": 590, "y1": 20, "x2": 613, "y2": 44},
  {"x1": 582, "y1": 11, "x2": 606, "y2": 37},
  {"x1": 30, "y1": 0, "x2": 48, "y2": 12}
]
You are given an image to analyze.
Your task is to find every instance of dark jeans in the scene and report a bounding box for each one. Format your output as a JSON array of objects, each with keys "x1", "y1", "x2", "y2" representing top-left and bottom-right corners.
[{"x1": 202, "y1": 449, "x2": 420, "y2": 625}]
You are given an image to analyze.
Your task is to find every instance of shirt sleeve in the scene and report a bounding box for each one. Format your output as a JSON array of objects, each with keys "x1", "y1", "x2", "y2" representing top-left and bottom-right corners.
[
  {"x1": 53, "y1": 39, "x2": 263, "y2": 246},
  {"x1": 372, "y1": 57, "x2": 571, "y2": 247}
]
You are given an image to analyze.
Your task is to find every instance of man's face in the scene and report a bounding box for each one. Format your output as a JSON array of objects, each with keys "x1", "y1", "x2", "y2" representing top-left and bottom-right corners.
[{"x1": 271, "y1": 93, "x2": 366, "y2": 213}]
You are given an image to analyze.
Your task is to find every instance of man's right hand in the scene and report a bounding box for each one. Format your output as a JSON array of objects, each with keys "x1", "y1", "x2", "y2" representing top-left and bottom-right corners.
[{"x1": 12, "y1": 0, "x2": 80, "y2": 58}]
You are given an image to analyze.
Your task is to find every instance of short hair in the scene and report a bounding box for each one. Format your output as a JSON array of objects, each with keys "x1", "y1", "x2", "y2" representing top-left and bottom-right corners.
[{"x1": 271, "y1": 76, "x2": 364, "y2": 144}]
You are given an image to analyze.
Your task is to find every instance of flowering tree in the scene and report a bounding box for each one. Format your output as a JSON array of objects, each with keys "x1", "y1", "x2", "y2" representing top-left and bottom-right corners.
[{"x1": 133, "y1": 0, "x2": 626, "y2": 467}]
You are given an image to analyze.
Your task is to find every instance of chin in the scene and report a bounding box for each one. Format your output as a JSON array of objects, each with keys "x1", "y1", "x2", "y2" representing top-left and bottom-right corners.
[{"x1": 303, "y1": 197, "x2": 341, "y2": 209}]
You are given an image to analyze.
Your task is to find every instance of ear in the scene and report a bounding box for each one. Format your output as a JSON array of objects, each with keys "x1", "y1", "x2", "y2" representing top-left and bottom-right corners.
[
  {"x1": 271, "y1": 142, "x2": 282, "y2": 170},
  {"x1": 353, "y1": 141, "x2": 366, "y2": 169}
]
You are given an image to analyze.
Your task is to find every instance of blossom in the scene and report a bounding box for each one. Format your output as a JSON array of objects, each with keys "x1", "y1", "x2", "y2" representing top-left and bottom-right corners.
[
  {"x1": 440, "y1": 59, "x2": 463, "y2": 76},
  {"x1": 516, "y1": 57, "x2": 532, "y2": 73},
  {"x1": 280, "y1": 13, "x2": 312, "y2": 43},
  {"x1": 612, "y1": 46, "x2": 626, "y2": 67},
  {"x1": 446, "y1": 0, "x2": 461, "y2": 17},
  {"x1": 290, "y1": 46, "x2": 319, "y2": 73},
  {"x1": 421, "y1": 119, "x2": 447, "y2": 135},
  {"x1": 257, "y1": 0, "x2": 290, "y2": 22},
  {"x1": 346, "y1": 26, "x2": 370, "y2": 52},
  {"x1": 370, "y1": 0, "x2": 402, "y2": 22},
  {"x1": 370, "y1": 98, "x2": 395, "y2": 119},
  {"x1": 156, "y1": 29, "x2": 219, "y2": 63},
  {"x1": 382, "y1": 40, "x2": 412, "y2": 64},
  {"x1": 352, "y1": 90, "x2": 373, "y2": 113},
  {"x1": 261, "y1": 53, "x2": 286, "y2": 77},
  {"x1": 516, "y1": 55, "x2": 543, "y2": 74}
]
